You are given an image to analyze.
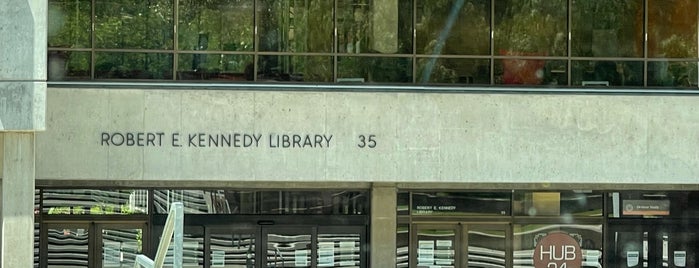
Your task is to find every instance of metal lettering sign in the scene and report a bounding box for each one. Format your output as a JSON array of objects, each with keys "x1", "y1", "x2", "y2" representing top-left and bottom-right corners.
[{"x1": 533, "y1": 232, "x2": 582, "y2": 268}]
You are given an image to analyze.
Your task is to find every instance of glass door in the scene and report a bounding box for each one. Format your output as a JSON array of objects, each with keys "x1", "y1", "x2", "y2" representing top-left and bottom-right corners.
[
  {"x1": 411, "y1": 223, "x2": 510, "y2": 268},
  {"x1": 263, "y1": 227, "x2": 315, "y2": 267},
  {"x1": 97, "y1": 224, "x2": 146, "y2": 268},
  {"x1": 42, "y1": 222, "x2": 146, "y2": 268},
  {"x1": 317, "y1": 226, "x2": 365, "y2": 268},
  {"x1": 465, "y1": 224, "x2": 509, "y2": 268},
  {"x1": 413, "y1": 224, "x2": 459, "y2": 268},
  {"x1": 44, "y1": 223, "x2": 91, "y2": 267},
  {"x1": 202, "y1": 224, "x2": 366, "y2": 268},
  {"x1": 608, "y1": 223, "x2": 697, "y2": 268},
  {"x1": 207, "y1": 227, "x2": 258, "y2": 268}
]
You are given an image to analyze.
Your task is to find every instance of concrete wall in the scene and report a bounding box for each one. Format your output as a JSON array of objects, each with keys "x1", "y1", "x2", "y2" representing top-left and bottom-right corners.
[{"x1": 36, "y1": 87, "x2": 699, "y2": 186}]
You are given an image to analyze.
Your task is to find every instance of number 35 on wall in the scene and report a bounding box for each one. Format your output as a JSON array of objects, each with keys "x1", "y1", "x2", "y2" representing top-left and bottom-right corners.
[{"x1": 357, "y1": 135, "x2": 377, "y2": 148}]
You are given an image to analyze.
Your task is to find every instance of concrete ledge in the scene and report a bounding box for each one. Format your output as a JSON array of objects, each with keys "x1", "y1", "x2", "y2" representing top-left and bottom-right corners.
[{"x1": 0, "y1": 82, "x2": 46, "y2": 131}]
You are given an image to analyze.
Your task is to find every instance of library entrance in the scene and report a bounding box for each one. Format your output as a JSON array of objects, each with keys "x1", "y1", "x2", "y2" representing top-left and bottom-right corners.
[
  {"x1": 204, "y1": 224, "x2": 366, "y2": 268},
  {"x1": 411, "y1": 223, "x2": 511, "y2": 268}
]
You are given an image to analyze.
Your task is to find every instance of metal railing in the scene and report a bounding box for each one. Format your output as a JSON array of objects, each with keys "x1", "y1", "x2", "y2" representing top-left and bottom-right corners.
[{"x1": 134, "y1": 202, "x2": 183, "y2": 268}]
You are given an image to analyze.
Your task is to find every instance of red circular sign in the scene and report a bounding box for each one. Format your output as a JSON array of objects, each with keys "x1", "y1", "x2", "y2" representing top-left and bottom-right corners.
[{"x1": 533, "y1": 232, "x2": 582, "y2": 268}]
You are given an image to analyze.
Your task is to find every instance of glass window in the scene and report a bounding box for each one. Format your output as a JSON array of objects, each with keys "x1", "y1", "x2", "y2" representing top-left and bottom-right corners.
[
  {"x1": 648, "y1": 0, "x2": 698, "y2": 58},
  {"x1": 513, "y1": 191, "x2": 603, "y2": 217},
  {"x1": 48, "y1": 51, "x2": 91, "y2": 81},
  {"x1": 258, "y1": 0, "x2": 333, "y2": 53},
  {"x1": 648, "y1": 61, "x2": 699, "y2": 87},
  {"x1": 572, "y1": 60, "x2": 643, "y2": 87},
  {"x1": 48, "y1": 0, "x2": 91, "y2": 48},
  {"x1": 495, "y1": 0, "x2": 567, "y2": 57},
  {"x1": 396, "y1": 224, "x2": 409, "y2": 268},
  {"x1": 42, "y1": 189, "x2": 148, "y2": 215},
  {"x1": 410, "y1": 191, "x2": 511, "y2": 216},
  {"x1": 338, "y1": 56, "x2": 413, "y2": 83},
  {"x1": 257, "y1": 55, "x2": 333, "y2": 82},
  {"x1": 177, "y1": 54, "x2": 253, "y2": 81},
  {"x1": 571, "y1": 0, "x2": 643, "y2": 57},
  {"x1": 178, "y1": 0, "x2": 254, "y2": 52},
  {"x1": 338, "y1": 0, "x2": 413, "y2": 54},
  {"x1": 417, "y1": 58, "x2": 490, "y2": 84},
  {"x1": 397, "y1": 192, "x2": 410, "y2": 215},
  {"x1": 495, "y1": 59, "x2": 567, "y2": 85},
  {"x1": 416, "y1": 0, "x2": 490, "y2": 55},
  {"x1": 153, "y1": 190, "x2": 367, "y2": 215},
  {"x1": 94, "y1": 0, "x2": 174, "y2": 50},
  {"x1": 95, "y1": 52, "x2": 173, "y2": 80}
]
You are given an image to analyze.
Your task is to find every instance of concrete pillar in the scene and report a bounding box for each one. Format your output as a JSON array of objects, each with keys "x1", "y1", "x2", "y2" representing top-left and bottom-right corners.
[
  {"x1": 0, "y1": 0, "x2": 47, "y2": 267},
  {"x1": 371, "y1": 183, "x2": 397, "y2": 267},
  {"x1": 1, "y1": 133, "x2": 35, "y2": 267}
]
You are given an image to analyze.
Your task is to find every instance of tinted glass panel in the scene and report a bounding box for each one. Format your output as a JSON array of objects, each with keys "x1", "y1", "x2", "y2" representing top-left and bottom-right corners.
[
  {"x1": 411, "y1": 192, "x2": 511, "y2": 216},
  {"x1": 397, "y1": 192, "x2": 409, "y2": 215},
  {"x1": 257, "y1": 55, "x2": 333, "y2": 82},
  {"x1": 572, "y1": 61, "x2": 643, "y2": 87},
  {"x1": 338, "y1": 0, "x2": 413, "y2": 54},
  {"x1": 513, "y1": 191, "x2": 603, "y2": 217},
  {"x1": 495, "y1": 0, "x2": 567, "y2": 57},
  {"x1": 95, "y1": 0, "x2": 173, "y2": 49},
  {"x1": 417, "y1": 58, "x2": 490, "y2": 84},
  {"x1": 159, "y1": 227, "x2": 204, "y2": 267},
  {"x1": 42, "y1": 189, "x2": 148, "y2": 215},
  {"x1": 47, "y1": 227, "x2": 89, "y2": 267},
  {"x1": 571, "y1": 0, "x2": 643, "y2": 57},
  {"x1": 177, "y1": 54, "x2": 254, "y2": 81},
  {"x1": 48, "y1": 51, "x2": 91, "y2": 81},
  {"x1": 267, "y1": 232, "x2": 312, "y2": 267},
  {"x1": 209, "y1": 232, "x2": 255, "y2": 267},
  {"x1": 317, "y1": 233, "x2": 361, "y2": 267},
  {"x1": 153, "y1": 190, "x2": 366, "y2": 215},
  {"x1": 468, "y1": 226, "x2": 506, "y2": 267},
  {"x1": 48, "y1": 0, "x2": 91, "y2": 48},
  {"x1": 416, "y1": 0, "x2": 490, "y2": 55},
  {"x1": 338, "y1": 56, "x2": 412, "y2": 83},
  {"x1": 95, "y1": 52, "x2": 173, "y2": 80},
  {"x1": 94, "y1": 0, "x2": 174, "y2": 49},
  {"x1": 495, "y1": 59, "x2": 567, "y2": 85},
  {"x1": 258, "y1": 0, "x2": 333, "y2": 53},
  {"x1": 101, "y1": 228, "x2": 143, "y2": 267},
  {"x1": 178, "y1": 0, "x2": 254, "y2": 52},
  {"x1": 396, "y1": 224, "x2": 409, "y2": 268},
  {"x1": 648, "y1": 0, "x2": 698, "y2": 58},
  {"x1": 648, "y1": 61, "x2": 698, "y2": 87},
  {"x1": 416, "y1": 228, "x2": 456, "y2": 267}
]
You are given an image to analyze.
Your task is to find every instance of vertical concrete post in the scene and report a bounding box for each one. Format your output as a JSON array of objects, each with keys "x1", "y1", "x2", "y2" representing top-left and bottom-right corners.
[
  {"x1": 0, "y1": 0, "x2": 47, "y2": 267},
  {"x1": 1, "y1": 133, "x2": 35, "y2": 267},
  {"x1": 371, "y1": 183, "x2": 397, "y2": 267}
]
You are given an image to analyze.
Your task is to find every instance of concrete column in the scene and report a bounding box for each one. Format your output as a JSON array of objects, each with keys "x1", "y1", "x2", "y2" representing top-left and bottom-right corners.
[
  {"x1": 371, "y1": 183, "x2": 397, "y2": 267},
  {"x1": 0, "y1": 0, "x2": 47, "y2": 267},
  {"x1": 1, "y1": 133, "x2": 35, "y2": 267}
]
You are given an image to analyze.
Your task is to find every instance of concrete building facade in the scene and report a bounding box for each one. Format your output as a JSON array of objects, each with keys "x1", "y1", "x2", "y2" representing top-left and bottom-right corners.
[{"x1": 2, "y1": 0, "x2": 699, "y2": 267}]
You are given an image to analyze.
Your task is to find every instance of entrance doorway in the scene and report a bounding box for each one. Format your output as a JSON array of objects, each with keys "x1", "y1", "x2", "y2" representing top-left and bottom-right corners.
[
  {"x1": 410, "y1": 223, "x2": 511, "y2": 268},
  {"x1": 41, "y1": 222, "x2": 147, "y2": 268},
  {"x1": 204, "y1": 224, "x2": 365, "y2": 268},
  {"x1": 607, "y1": 222, "x2": 697, "y2": 268}
]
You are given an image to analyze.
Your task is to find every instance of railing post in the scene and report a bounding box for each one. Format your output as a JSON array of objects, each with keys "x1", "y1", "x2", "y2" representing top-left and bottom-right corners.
[
  {"x1": 133, "y1": 202, "x2": 183, "y2": 268},
  {"x1": 173, "y1": 202, "x2": 183, "y2": 268}
]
